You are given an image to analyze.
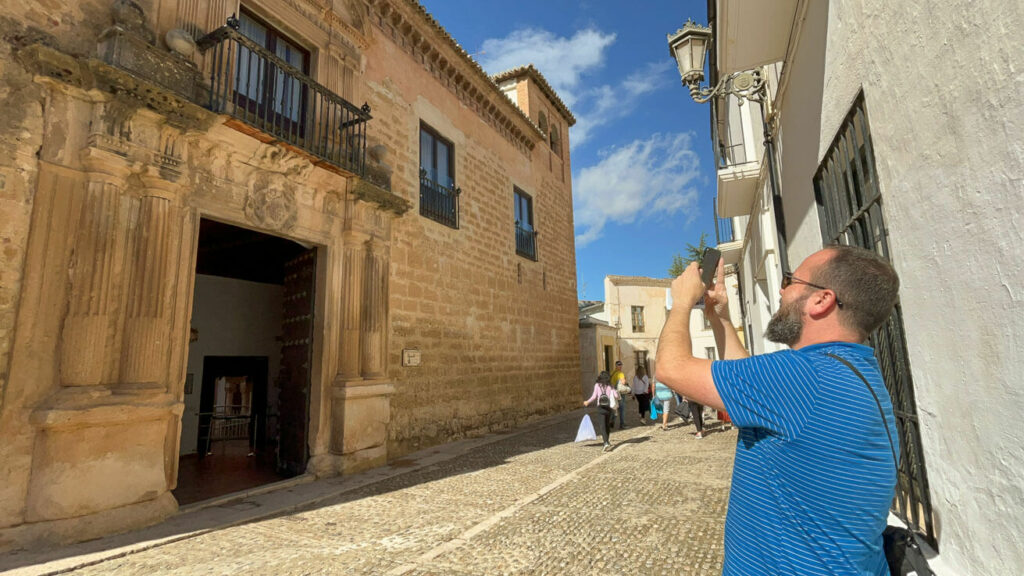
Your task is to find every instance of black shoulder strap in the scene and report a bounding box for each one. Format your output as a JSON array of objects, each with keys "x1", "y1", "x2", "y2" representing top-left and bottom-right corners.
[{"x1": 825, "y1": 353, "x2": 899, "y2": 472}]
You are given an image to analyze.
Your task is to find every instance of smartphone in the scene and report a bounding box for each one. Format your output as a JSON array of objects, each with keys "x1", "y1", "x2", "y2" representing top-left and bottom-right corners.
[{"x1": 700, "y1": 247, "x2": 721, "y2": 287}]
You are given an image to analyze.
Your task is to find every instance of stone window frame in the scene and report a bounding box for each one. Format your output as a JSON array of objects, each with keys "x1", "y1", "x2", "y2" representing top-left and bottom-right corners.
[
  {"x1": 631, "y1": 305, "x2": 645, "y2": 333},
  {"x1": 419, "y1": 123, "x2": 455, "y2": 186},
  {"x1": 537, "y1": 110, "x2": 549, "y2": 136},
  {"x1": 513, "y1": 186, "x2": 537, "y2": 261},
  {"x1": 419, "y1": 122, "x2": 459, "y2": 228}
]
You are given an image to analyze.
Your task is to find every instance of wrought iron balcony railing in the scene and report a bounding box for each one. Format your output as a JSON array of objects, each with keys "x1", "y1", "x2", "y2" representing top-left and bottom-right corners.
[
  {"x1": 714, "y1": 196, "x2": 734, "y2": 245},
  {"x1": 197, "y1": 24, "x2": 371, "y2": 177},
  {"x1": 715, "y1": 215, "x2": 734, "y2": 245},
  {"x1": 420, "y1": 171, "x2": 460, "y2": 228},
  {"x1": 710, "y1": 96, "x2": 756, "y2": 170},
  {"x1": 515, "y1": 223, "x2": 537, "y2": 260}
]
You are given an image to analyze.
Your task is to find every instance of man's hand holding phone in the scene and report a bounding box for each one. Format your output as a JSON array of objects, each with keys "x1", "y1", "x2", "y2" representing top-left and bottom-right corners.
[
  {"x1": 704, "y1": 259, "x2": 731, "y2": 320},
  {"x1": 672, "y1": 248, "x2": 726, "y2": 311}
]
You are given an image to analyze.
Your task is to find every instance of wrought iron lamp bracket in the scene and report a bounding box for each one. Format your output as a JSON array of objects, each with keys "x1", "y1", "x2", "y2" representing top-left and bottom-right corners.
[{"x1": 686, "y1": 69, "x2": 766, "y2": 104}]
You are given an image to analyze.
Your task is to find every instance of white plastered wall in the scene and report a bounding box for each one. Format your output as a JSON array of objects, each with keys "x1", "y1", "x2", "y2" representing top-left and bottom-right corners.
[{"x1": 779, "y1": 1, "x2": 1024, "y2": 573}]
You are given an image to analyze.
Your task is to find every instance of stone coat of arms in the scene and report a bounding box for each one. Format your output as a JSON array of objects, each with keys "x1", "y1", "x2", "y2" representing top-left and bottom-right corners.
[{"x1": 244, "y1": 173, "x2": 298, "y2": 232}]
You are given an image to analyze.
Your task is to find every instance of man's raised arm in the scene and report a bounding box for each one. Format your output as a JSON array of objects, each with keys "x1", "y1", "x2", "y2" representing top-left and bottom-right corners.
[
  {"x1": 705, "y1": 260, "x2": 749, "y2": 361},
  {"x1": 654, "y1": 262, "x2": 725, "y2": 411}
]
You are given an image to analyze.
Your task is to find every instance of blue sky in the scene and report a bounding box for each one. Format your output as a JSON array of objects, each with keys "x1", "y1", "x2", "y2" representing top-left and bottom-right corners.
[{"x1": 419, "y1": 0, "x2": 714, "y2": 301}]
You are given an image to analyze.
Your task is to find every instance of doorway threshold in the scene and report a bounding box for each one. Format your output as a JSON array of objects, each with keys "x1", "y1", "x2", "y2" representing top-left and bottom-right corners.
[{"x1": 178, "y1": 473, "x2": 316, "y2": 515}]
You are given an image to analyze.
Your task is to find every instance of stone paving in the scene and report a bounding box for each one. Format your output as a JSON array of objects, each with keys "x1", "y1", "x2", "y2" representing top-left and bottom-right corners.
[{"x1": 5, "y1": 406, "x2": 736, "y2": 576}]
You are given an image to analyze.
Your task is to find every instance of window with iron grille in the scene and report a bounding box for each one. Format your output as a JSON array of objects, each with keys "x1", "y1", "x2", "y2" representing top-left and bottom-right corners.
[
  {"x1": 813, "y1": 92, "x2": 935, "y2": 546},
  {"x1": 634, "y1": 350, "x2": 649, "y2": 376},
  {"x1": 705, "y1": 346, "x2": 717, "y2": 360},
  {"x1": 420, "y1": 124, "x2": 459, "y2": 228},
  {"x1": 514, "y1": 187, "x2": 537, "y2": 260},
  {"x1": 235, "y1": 9, "x2": 309, "y2": 132},
  {"x1": 631, "y1": 306, "x2": 645, "y2": 333}
]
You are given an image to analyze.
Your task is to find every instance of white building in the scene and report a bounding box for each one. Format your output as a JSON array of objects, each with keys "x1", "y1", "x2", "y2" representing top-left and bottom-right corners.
[{"x1": 675, "y1": 1, "x2": 1024, "y2": 574}]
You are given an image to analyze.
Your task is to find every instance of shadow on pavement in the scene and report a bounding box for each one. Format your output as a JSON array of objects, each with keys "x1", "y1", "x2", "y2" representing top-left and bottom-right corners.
[{"x1": 1, "y1": 407, "x2": 683, "y2": 573}]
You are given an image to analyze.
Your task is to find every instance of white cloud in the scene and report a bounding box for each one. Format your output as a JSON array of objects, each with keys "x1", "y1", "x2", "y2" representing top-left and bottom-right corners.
[
  {"x1": 477, "y1": 27, "x2": 673, "y2": 149},
  {"x1": 573, "y1": 133, "x2": 701, "y2": 247},
  {"x1": 478, "y1": 28, "x2": 616, "y2": 106},
  {"x1": 572, "y1": 60, "x2": 673, "y2": 147}
]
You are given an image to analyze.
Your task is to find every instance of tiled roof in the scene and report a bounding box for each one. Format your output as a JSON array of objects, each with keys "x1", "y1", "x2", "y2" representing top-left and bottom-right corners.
[
  {"x1": 606, "y1": 276, "x2": 673, "y2": 288},
  {"x1": 491, "y1": 65, "x2": 577, "y2": 126}
]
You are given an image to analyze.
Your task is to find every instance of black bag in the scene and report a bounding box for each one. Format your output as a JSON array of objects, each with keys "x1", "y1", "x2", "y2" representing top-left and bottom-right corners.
[
  {"x1": 597, "y1": 386, "x2": 610, "y2": 408},
  {"x1": 883, "y1": 526, "x2": 934, "y2": 576},
  {"x1": 826, "y1": 354, "x2": 934, "y2": 576},
  {"x1": 674, "y1": 400, "x2": 691, "y2": 420}
]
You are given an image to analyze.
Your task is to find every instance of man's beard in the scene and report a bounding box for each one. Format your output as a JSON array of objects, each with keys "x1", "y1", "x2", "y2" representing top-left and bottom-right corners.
[{"x1": 765, "y1": 294, "x2": 808, "y2": 346}]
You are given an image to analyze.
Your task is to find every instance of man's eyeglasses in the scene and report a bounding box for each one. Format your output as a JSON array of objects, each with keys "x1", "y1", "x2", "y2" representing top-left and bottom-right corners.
[{"x1": 781, "y1": 272, "x2": 844, "y2": 308}]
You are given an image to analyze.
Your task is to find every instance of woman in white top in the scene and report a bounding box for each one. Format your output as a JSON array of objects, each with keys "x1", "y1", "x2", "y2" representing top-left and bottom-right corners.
[{"x1": 630, "y1": 366, "x2": 652, "y2": 424}]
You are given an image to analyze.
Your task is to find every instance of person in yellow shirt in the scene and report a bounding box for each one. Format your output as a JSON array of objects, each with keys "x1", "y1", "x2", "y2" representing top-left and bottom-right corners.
[{"x1": 610, "y1": 360, "x2": 627, "y2": 429}]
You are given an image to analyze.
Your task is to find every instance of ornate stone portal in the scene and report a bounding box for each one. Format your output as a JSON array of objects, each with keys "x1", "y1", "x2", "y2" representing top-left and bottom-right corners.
[{"x1": 0, "y1": 2, "x2": 405, "y2": 549}]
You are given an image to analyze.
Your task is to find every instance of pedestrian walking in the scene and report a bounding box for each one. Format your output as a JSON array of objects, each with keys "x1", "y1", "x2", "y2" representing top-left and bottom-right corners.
[
  {"x1": 653, "y1": 379, "x2": 675, "y2": 430},
  {"x1": 583, "y1": 371, "x2": 620, "y2": 451},
  {"x1": 631, "y1": 365, "x2": 652, "y2": 424},
  {"x1": 610, "y1": 360, "x2": 627, "y2": 428},
  {"x1": 656, "y1": 246, "x2": 903, "y2": 575}
]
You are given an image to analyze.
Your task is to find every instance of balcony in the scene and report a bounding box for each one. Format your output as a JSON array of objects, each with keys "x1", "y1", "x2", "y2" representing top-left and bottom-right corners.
[
  {"x1": 515, "y1": 223, "x2": 538, "y2": 260},
  {"x1": 197, "y1": 25, "x2": 371, "y2": 177},
  {"x1": 420, "y1": 171, "x2": 460, "y2": 229},
  {"x1": 716, "y1": 0, "x2": 799, "y2": 75},
  {"x1": 714, "y1": 197, "x2": 742, "y2": 266},
  {"x1": 712, "y1": 95, "x2": 761, "y2": 217}
]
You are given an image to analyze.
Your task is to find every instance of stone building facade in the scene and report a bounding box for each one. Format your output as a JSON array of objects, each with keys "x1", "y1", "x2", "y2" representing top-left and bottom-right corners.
[{"x1": 0, "y1": 0, "x2": 579, "y2": 549}]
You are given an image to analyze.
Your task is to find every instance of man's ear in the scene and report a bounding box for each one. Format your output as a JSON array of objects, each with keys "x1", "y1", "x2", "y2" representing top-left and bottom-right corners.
[{"x1": 805, "y1": 290, "x2": 839, "y2": 319}]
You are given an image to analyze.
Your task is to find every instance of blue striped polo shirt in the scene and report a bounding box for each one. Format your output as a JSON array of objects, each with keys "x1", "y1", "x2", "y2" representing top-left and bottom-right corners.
[{"x1": 711, "y1": 342, "x2": 899, "y2": 575}]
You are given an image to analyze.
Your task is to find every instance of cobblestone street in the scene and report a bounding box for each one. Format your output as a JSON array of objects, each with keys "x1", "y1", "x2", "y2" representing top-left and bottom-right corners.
[{"x1": 3, "y1": 408, "x2": 735, "y2": 576}]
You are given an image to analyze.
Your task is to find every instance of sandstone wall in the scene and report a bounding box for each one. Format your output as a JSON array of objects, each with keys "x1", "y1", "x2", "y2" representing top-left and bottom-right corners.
[{"x1": 363, "y1": 24, "x2": 580, "y2": 457}]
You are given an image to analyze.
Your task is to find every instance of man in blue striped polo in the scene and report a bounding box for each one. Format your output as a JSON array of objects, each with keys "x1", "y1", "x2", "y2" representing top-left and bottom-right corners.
[{"x1": 655, "y1": 246, "x2": 900, "y2": 575}]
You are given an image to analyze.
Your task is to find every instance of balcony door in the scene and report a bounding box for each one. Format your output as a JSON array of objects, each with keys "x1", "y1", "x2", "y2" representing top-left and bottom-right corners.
[{"x1": 235, "y1": 9, "x2": 309, "y2": 134}]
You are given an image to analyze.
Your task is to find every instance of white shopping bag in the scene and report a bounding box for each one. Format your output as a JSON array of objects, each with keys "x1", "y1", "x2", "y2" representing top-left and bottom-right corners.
[{"x1": 575, "y1": 414, "x2": 598, "y2": 442}]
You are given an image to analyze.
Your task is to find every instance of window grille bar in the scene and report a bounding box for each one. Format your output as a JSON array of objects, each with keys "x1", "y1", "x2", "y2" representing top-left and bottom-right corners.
[
  {"x1": 515, "y1": 223, "x2": 537, "y2": 260},
  {"x1": 813, "y1": 93, "x2": 936, "y2": 547},
  {"x1": 419, "y1": 172, "x2": 459, "y2": 229}
]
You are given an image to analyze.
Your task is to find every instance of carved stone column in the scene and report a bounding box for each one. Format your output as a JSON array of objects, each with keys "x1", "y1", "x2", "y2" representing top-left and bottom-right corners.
[
  {"x1": 330, "y1": 229, "x2": 367, "y2": 456},
  {"x1": 338, "y1": 230, "x2": 369, "y2": 381},
  {"x1": 119, "y1": 170, "x2": 182, "y2": 391},
  {"x1": 360, "y1": 238, "x2": 388, "y2": 379},
  {"x1": 24, "y1": 150, "x2": 180, "y2": 530},
  {"x1": 59, "y1": 148, "x2": 135, "y2": 387}
]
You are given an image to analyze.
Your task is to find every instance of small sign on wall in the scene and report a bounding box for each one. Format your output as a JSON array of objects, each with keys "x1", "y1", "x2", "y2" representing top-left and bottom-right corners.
[{"x1": 402, "y1": 349, "x2": 421, "y2": 367}]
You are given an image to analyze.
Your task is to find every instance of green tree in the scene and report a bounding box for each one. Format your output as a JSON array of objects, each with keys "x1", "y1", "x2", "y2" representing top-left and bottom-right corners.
[{"x1": 667, "y1": 233, "x2": 709, "y2": 277}]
